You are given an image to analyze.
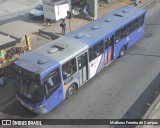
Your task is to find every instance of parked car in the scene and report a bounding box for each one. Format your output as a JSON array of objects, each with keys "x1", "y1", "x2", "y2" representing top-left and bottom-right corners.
[{"x1": 29, "y1": 4, "x2": 44, "y2": 19}]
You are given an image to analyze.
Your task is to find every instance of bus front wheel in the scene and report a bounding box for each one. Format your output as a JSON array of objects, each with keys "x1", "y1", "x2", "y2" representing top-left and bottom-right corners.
[
  {"x1": 119, "y1": 46, "x2": 126, "y2": 57},
  {"x1": 66, "y1": 84, "x2": 76, "y2": 99}
]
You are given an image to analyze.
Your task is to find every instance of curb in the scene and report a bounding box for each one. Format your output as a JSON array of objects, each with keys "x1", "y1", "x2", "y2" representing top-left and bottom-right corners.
[
  {"x1": 143, "y1": 94, "x2": 160, "y2": 119},
  {"x1": 136, "y1": 94, "x2": 160, "y2": 128}
]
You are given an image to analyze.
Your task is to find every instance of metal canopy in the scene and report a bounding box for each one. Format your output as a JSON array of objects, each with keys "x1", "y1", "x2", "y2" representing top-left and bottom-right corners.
[
  {"x1": 0, "y1": 21, "x2": 43, "y2": 39},
  {"x1": 0, "y1": 34, "x2": 16, "y2": 49}
]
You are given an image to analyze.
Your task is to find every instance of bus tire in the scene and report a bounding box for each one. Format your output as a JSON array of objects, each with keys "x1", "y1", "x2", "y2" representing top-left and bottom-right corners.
[
  {"x1": 65, "y1": 84, "x2": 76, "y2": 99},
  {"x1": 119, "y1": 46, "x2": 126, "y2": 57}
]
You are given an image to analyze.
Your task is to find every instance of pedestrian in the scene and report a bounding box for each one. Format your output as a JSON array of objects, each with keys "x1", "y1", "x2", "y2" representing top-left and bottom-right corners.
[
  {"x1": 134, "y1": 0, "x2": 138, "y2": 7},
  {"x1": 0, "y1": 67, "x2": 5, "y2": 87},
  {"x1": 82, "y1": 6, "x2": 88, "y2": 19},
  {"x1": 60, "y1": 19, "x2": 66, "y2": 35}
]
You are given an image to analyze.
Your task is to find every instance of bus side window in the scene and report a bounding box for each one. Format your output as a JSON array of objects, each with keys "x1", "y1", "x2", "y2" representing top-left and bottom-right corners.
[
  {"x1": 92, "y1": 41, "x2": 104, "y2": 60},
  {"x1": 44, "y1": 68, "x2": 61, "y2": 96},
  {"x1": 115, "y1": 28, "x2": 123, "y2": 43},
  {"x1": 139, "y1": 14, "x2": 145, "y2": 26},
  {"x1": 129, "y1": 22, "x2": 132, "y2": 33},
  {"x1": 105, "y1": 35, "x2": 114, "y2": 49},
  {"x1": 135, "y1": 18, "x2": 139, "y2": 29},
  {"x1": 46, "y1": 78, "x2": 54, "y2": 89},
  {"x1": 132, "y1": 20, "x2": 137, "y2": 31},
  {"x1": 104, "y1": 39, "x2": 110, "y2": 49},
  {"x1": 133, "y1": 18, "x2": 139, "y2": 30},
  {"x1": 124, "y1": 24, "x2": 129, "y2": 37},
  {"x1": 62, "y1": 58, "x2": 77, "y2": 80},
  {"x1": 89, "y1": 41, "x2": 104, "y2": 62}
]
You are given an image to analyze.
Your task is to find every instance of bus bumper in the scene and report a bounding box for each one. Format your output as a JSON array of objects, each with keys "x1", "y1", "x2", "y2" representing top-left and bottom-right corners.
[
  {"x1": 33, "y1": 108, "x2": 48, "y2": 115},
  {"x1": 16, "y1": 96, "x2": 48, "y2": 114},
  {"x1": 20, "y1": 100, "x2": 48, "y2": 114}
]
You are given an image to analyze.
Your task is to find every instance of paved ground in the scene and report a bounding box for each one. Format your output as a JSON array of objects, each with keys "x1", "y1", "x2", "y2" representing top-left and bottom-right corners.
[{"x1": 0, "y1": 2, "x2": 160, "y2": 128}]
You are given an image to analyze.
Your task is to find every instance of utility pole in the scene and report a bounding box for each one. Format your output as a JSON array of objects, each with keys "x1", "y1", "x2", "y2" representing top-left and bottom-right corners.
[{"x1": 87, "y1": 0, "x2": 98, "y2": 19}]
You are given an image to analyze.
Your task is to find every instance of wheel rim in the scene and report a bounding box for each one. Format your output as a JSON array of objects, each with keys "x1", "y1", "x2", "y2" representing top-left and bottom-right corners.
[{"x1": 68, "y1": 87, "x2": 74, "y2": 95}]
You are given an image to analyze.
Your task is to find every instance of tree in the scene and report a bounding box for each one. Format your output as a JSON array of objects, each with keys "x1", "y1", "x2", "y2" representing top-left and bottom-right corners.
[{"x1": 80, "y1": 0, "x2": 87, "y2": 7}]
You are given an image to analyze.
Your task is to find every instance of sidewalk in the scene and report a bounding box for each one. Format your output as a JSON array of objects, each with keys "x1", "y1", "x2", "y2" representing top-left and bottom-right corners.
[
  {"x1": 0, "y1": 0, "x2": 150, "y2": 109},
  {"x1": 142, "y1": 94, "x2": 160, "y2": 128},
  {"x1": 0, "y1": 0, "x2": 41, "y2": 17}
]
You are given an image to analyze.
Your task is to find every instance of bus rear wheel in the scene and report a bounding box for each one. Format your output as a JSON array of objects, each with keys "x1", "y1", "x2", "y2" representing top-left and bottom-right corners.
[
  {"x1": 119, "y1": 46, "x2": 126, "y2": 57},
  {"x1": 66, "y1": 84, "x2": 76, "y2": 99}
]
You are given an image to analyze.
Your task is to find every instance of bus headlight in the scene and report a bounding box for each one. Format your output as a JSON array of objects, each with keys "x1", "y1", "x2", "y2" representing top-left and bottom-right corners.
[{"x1": 36, "y1": 103, "x2": 46, "y2": 109}]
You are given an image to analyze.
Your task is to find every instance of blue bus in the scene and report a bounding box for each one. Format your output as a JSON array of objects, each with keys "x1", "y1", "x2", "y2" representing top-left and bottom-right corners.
[{"x1": 12, "y1": 6, "x2": 146, "y2": 114}]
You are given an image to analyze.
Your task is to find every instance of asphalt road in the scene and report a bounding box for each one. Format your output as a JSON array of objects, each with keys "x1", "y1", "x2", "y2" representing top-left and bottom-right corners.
[
  {"x1": 0, "y1": 0, "x2": 43, "y2": 26},
  {"x1": 0, "y1": 3, "x2": 160, "y2": 128}
]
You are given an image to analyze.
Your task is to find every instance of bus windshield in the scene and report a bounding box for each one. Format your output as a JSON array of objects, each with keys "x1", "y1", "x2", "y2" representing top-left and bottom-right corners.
[{"x1": 14, "y1": 66, "x2": 43, "y2": 102}]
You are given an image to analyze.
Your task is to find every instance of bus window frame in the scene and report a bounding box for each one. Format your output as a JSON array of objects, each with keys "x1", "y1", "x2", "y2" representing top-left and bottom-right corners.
[
  {"x1": 104, "y1": 35, "x2": 114, "y2": 49},
  {"x1": 135, "y1": 18, "x2": 139, "y2": 29},
  {"x1": 123, "y1": 24, "x2": 130, "y2": 37},
  {"x1": 115, "y1": 28, "x2": 124, "y2": 43},
  {"x1": 139, "y1": 14, "x2": 145, "y2": 26},
  {"x1": 62, "y1": 58, "x2": 77, "y2": 81},
  {"x1": 89, "y1": 41, "x2": 104, "y2": 62},
  {"x1": 43, "y1": 68, "x2": 61, "y2": 99}
]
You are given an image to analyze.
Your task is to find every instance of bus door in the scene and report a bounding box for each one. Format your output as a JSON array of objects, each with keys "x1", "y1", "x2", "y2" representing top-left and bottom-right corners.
[
  {"x1": 78, "y1": 52, "x2": 88, "y2": 85},
  {"x1": 104, "y1": 35, "x2": 114, "y2": 65}
]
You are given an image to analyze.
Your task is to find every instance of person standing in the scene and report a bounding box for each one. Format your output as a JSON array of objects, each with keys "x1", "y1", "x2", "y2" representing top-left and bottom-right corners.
[
  {"x1": 82, "y1": 6, "x2": 88, "y2": 19},
  {"x1": 60, "y1": 19, "x2": 66, "y2": 35},
  {"x1": 134, "y1": 0, "x2": 138, "y2": 7}
]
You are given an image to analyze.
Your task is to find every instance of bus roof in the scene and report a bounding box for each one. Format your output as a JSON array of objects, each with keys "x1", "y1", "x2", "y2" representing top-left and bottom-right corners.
[
  {"x1": 34, "y1": 37, "x2": 88, "y2": 64},
  {"x1": 15, "y1": 51, "x2": 60, "y2": 73},
  {"x1": 17, "y1": 36, "x2": 88, "y2": 72},
  {"x1": 65, "y1": 6, "x2": 146, "y2": 47}
]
